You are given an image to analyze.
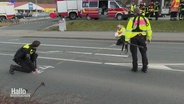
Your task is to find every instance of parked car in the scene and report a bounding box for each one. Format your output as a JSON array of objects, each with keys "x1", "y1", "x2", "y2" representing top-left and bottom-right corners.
[
  {"x1": 32, "y1": 12, "x2": 49, "y2": 17},
  {"x1": 15, "y1": 12, "x2": 32, "y2": 19},
  {"x1": 15, "y1": 13, "x2": 24, "y2": 19},
  {"x1": 23, "y1": 13, "x2": 32, "y2": 17}
]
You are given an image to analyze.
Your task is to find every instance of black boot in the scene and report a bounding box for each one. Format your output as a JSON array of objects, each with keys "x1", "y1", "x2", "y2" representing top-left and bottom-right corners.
[
  {"x1": 131, "y1": 66, "x2": 138, "y2": 72},
  {"x1": 131, "y1": 63, "x2": 138, "y2": 72},
  {"x1": 141, "y1": 66, "x2": 148, "y2": 73}
]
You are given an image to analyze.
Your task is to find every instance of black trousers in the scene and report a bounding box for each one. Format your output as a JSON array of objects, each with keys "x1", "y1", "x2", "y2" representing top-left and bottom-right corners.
[
  {"x1": 116, "y1": 36, "x2": 128, "y2": 51},
  {"x1": 179, "y1": 11, "x2": 184, "y2": 19},
  {"x1": 170, "y1": 12, "x2": 178, "y2": 20},
  {"x1": 130, "y1": 35, "x2": 148, "y2": 69},
  {"x1": 12, "y1": 53, "x2": 38, "y2": 73},
  {"x1": 155, "y1": 12, "x2": 159, "y2": 20}
]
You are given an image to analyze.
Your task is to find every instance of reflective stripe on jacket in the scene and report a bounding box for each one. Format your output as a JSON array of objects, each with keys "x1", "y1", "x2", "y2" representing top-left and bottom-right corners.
[
  {"x1": 125, "y1": 16, "x2": 152, "y2": 42},
  {"x1": 23, "y1": 44, "x2": 34, "y2": 54}
]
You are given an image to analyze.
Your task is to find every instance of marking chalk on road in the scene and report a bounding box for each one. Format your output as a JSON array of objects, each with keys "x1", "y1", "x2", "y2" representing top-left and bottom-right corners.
[{"x1": 36, "y1": 65, "x2": 55, "y2": 74}]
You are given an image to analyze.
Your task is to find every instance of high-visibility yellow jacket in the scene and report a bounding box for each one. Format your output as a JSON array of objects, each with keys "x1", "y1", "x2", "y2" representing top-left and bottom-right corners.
[
  {"x1": 130, "y1": 4, "x2": 136, "y2": 14},
  {"x1": 125, "y1": 16, "x2": 152, "y2": 42},
  {"x1": 116, "y1": 26, "x2": 126, "y2": 39}
]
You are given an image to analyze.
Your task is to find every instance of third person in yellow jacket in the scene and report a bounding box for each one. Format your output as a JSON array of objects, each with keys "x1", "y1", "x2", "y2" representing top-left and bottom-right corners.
[{"x1": 115, "y1": 24, "x2": 128, "y2": 53}]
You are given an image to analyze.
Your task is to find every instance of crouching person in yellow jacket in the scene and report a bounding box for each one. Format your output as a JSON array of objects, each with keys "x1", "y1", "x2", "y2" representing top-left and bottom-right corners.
[
  {"x1": 125, "y1": 7, "x2": 152, "y2": 73},
  {"x1": 115, "y1": 24, "x2": 128, "y2": 53}
]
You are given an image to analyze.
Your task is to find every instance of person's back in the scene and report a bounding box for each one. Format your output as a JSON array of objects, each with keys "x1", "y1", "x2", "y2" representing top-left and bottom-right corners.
[
  {"x1": 13, "y1": 44, "x2": 35, "y2": 63},
  {"x1": 126, "y1": 15, "x2": 152, "y2": 41},
  {"x1": 125, "y1": 7, "x2": 152, "y2": 73}
]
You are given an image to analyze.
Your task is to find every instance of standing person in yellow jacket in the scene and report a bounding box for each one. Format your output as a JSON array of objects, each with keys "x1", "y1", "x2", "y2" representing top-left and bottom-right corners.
[
  {"x1": 130, "y1": 1, "x2": 137, "y2": 16},
  {"x1": 114, "y1": 24, "x2": 128, "y2": 53},
  {"x1": 125, "y1": 7, "x2": 152, "y2": 73}
]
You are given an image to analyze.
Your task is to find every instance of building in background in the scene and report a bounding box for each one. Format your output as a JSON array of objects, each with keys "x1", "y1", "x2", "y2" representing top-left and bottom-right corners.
[
  {"x1": 14, "y1": 2, "x2": 56, "y2": 17},
  {"x1": 14, "y1": 2, "x2": 44, "y2": 14}
]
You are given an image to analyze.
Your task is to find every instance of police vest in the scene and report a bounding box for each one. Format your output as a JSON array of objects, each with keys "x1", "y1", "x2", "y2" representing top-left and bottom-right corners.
[{"x1": 23, "y1": 44, "x2": 34, "y2": 55}]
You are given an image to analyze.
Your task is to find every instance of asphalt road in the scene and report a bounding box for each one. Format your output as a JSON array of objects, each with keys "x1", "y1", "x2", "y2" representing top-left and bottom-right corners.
[{"x1": 0, "y1": 36, "x2": 184, "y2": 104}]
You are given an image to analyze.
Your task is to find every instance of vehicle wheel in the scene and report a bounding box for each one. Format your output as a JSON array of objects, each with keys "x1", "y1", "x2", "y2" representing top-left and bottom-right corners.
[
  {"x1": 116, "y1": 14, "x2": 123, "y2": 20},
  {"x1": 69, "y1": 13, "x2": 77, "y2": 20},
  {"x1": 86, "y1": 15, "x2": 91, "y2": 20},
  {"x1": 0, "y1": 16, "x2": 6, "y2": 22}
]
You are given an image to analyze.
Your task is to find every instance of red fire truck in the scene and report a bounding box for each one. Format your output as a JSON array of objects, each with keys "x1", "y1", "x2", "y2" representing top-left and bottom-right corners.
[
  {"x1": 53, "y1": 0, "x2": 129, "y2": 20},
  {"x1": 81, "y1": 0, "x2": 129, "y2": 20}
]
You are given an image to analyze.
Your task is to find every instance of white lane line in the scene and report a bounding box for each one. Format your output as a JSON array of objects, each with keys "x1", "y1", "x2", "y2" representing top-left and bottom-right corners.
[
  {"x1": 105, "y1": 62, "x2": 184, "y2": 72},
  {"x1": 0, "y1": 41, "x2": 120, "y2": 51},
  {"x1": 39, "y1": 56, "x2": 103, "y2": 64},
  {"x1": 41, "y1": 44, "x2": 120, "y2": 50},
  {"x1": 39, "y1": 51, "x2": 63, "y2": 54},
  {"x1": 0, "y1": 53, "x2": 13, "y2": 56},
  {"x1": 67, "y1": 51, "x2": 92, "y2": 55},
  {"x1": 38, "y1": 50, "x2": 128, "y2": 57},
  {"x1": 0, "y1": 53, "x2": 102, "y2": 64},
  {"x1": 8, "y1": 39, "x2": 19, "y2": 41},
  {"x1": 95, "y1": 53, "x2": 129, "y2": 57},
  {"x1": 0, "y1": 41, "x2": 26, "y2": 45},
  {"x1": 0, "y1": 52, "x2": 184, "y2": 72}
]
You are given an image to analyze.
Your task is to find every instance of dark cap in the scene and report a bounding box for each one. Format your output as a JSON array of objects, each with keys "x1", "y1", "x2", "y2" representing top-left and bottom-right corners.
[{"x1": 31, "y1": 40, "x2": 40, "y2": 47}]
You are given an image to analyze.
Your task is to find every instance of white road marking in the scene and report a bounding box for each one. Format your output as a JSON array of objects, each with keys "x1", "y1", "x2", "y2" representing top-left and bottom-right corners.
[
  {"x1": 0, "y1": 53, "x2": 103, "y2": 64},
  {"x1": 39, "y1": 51, "x2": 63, "y2": 54},
  {"x1": 67, "y1": 51, "x2": 92, "y2": 55},
  {"x1": 105, "y1": 62, "x2": 184, "y2": 72},
  {"x1": 0, "y1": 52, "x2": 183, "y2": 72},
  {"x1": 38, "y1": 50, "x2": 128, "y2": 57},
  {"x1": 8, "y1": 39, "x2": 19, "y2": 41},
  {"x1": 37, "y1": 65, "x2": 55, "y2": 74},
  {"x1": 95, "y1": 53, "x2": 129, "y2": 57},
  {"x1": 0, "y1": 41, "x2": 26, "y2": 45},
  {"x1": 0, "y1": 41, "x2": 183, "y2": 72},
  {"x1": 0, "y1": 53, "x2": 13, "y2": 56},
  {"x1": 39, "y1": 65, "x2": 55, "y2": 70},
  {"x1": 0, "y1": 41, "x2": 120, "y2": 51},
  {"x1": 39, "y1": 56, "x2": 103, "y2": 64}
]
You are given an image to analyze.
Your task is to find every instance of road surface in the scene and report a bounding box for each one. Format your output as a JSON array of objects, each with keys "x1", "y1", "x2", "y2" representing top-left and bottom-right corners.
[{"x1": 0, "y1": 36, "x2": 183, "y2": 104}]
